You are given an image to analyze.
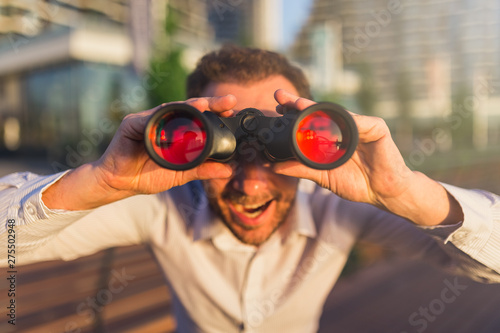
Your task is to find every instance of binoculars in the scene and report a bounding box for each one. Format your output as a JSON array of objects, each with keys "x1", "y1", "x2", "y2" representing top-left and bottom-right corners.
[{"x1": 144, "y1": 102, "x2": 358, "y2": 170}]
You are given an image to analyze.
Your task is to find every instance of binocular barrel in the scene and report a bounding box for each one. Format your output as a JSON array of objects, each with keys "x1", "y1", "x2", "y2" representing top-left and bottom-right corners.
[{"x1": 144, "y1": 102, "x2": 358, "y2": 170}]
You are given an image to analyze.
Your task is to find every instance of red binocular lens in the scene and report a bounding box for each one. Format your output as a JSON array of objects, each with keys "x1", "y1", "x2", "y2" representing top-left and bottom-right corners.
[
  {"x1": 290, "y1": 103, "x2": 357, "y2": 170},
  {"x1": 148, "y1": 111, "x2": 207, "y2": 165},
  {"x1": 144, "y1": 102, "x2": 358, "y2": 170}
]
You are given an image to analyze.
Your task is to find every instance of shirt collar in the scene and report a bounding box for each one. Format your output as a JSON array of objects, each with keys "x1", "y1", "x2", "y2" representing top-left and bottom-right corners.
[
  {"x1": 282, "y1": 179, "x2": 317, "y2": 240},
  {"x1": 188, "y1": 179, "x2": 318, "y2": 244},
  {"x1": 183, "y1": 181, "x2": 226, "y2": 242}
]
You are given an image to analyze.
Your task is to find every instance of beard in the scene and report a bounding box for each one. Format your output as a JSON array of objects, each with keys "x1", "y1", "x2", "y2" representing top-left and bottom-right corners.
[{"x1": 203, "y1": 182, "x2": 297, "y2": 246}]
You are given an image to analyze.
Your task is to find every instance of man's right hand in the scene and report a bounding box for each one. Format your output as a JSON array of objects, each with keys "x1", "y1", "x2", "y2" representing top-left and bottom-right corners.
[{"x1": 42, "y1": 96, "x2": 236, "y2": 210}]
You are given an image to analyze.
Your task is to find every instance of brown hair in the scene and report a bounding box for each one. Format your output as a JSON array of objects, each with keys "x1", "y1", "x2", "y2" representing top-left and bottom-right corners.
[{"x1": 186, "y1": 44, "x2": 312, "y2": 99}]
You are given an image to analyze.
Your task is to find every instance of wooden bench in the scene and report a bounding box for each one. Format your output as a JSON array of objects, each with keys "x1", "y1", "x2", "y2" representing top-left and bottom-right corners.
[{"x1": 1, "y1": 244, "x2": 175, "y2": 333}]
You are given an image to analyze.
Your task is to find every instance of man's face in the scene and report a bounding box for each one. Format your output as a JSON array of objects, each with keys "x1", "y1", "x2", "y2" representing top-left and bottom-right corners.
[{"x1": 201, "y1": 76, "x2": 300, "y2": 246}]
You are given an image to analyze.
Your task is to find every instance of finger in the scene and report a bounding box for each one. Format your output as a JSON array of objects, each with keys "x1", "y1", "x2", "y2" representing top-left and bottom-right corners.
[
  {"x1": 186, "y1": 95, "x2": 237, "y2": 115},
  {"x1": 120, "y1": 104, "x2": 167, "y2": 140},
  {"x1": 272, "y1": 160, "x2": 321, "y2": 183},
  {"x1": 351, "y1": 114, "x2": 389, "y2": 144},
  {"x1": 274, "y1": 89, "x2": 315, "y2": 113},
  {"x1": 208, "y1": 94, "x2": 237, "y2": 112},
  {"x1": 131, "y1": 103, "x2": 166, "y2": 120},
  {"x1": 182, "y1": 161, "x2": 233, "y2": 183}
]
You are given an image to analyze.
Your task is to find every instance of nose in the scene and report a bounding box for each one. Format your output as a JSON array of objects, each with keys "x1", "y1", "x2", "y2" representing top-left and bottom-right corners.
[{"x1": 230, "y1": 161, "x2": 271, "y2": 196}]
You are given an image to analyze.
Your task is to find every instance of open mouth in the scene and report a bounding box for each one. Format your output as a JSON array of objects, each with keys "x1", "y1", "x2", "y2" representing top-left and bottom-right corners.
[
  {"x1": 228, "y1": 199, "x2": 275, "y2": 227},
  {"x1": 232, "y1": 200, "x2": 273, "y2": 218}
]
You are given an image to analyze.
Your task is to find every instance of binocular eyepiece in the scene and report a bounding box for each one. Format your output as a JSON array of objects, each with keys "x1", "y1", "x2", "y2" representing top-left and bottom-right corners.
[{"x1": 144, "y1": 102, "x2": 358, "y2": 170}]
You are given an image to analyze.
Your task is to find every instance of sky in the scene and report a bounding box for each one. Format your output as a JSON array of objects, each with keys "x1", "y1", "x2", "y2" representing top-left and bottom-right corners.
[{"x1": 282, "y1": 0, "x2": 313, "y2": 49}]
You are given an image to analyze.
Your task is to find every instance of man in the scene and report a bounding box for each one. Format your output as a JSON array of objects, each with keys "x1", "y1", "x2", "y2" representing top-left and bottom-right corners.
[{"x1": 1, "y1": 45, "x2": 500, "y2": 332}]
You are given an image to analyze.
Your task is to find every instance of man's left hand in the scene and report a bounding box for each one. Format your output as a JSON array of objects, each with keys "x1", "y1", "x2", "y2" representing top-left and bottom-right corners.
[{"x1": 273, "y1": 89, "x2": 463, "y2": 226}]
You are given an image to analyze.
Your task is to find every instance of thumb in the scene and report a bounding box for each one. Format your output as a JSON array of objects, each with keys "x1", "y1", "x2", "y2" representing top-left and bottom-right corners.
[
  {"x1": 273, "y1": 161, "x2": 322, "y2": 184},
  {"x1": 181, "y1": 162, "x2": 233, "y2": 184}
]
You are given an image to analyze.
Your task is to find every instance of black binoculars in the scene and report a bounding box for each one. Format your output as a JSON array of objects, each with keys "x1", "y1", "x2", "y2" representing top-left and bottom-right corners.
[{"x1": 144, "y1": 102, "x2": 358, "y2": 170}]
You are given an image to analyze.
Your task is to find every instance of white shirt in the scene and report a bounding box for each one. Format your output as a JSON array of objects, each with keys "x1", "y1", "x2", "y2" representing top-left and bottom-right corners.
[{"x1": 1, "y1": 172, "x2": 500, "y2": 333}]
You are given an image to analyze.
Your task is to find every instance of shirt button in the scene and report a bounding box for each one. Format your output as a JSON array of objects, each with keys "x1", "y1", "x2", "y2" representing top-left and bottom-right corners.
[{"x1": 26, "y1": 203, "x2": 36, "y2": 215}]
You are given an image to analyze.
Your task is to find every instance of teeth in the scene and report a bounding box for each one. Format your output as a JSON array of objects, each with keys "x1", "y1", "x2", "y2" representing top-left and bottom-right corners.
[
  {"x1": 242, "y1": 203, "x2": 266, "y2": 210},
  {"x1": 232, "y1": 201, "x2": 271, "y2": 218},
  {"x1": 238, "y1": 209, "x2": 262, "y2": 218}
]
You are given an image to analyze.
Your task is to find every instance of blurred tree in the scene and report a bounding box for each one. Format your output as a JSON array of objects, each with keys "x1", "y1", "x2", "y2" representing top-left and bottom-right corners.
[
  {"x1": 315, "y1": 90, "x2": 343, "y2": 104},
  {"x1": 147, "y1": 4, "x2": 188, "y2": 107}
]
